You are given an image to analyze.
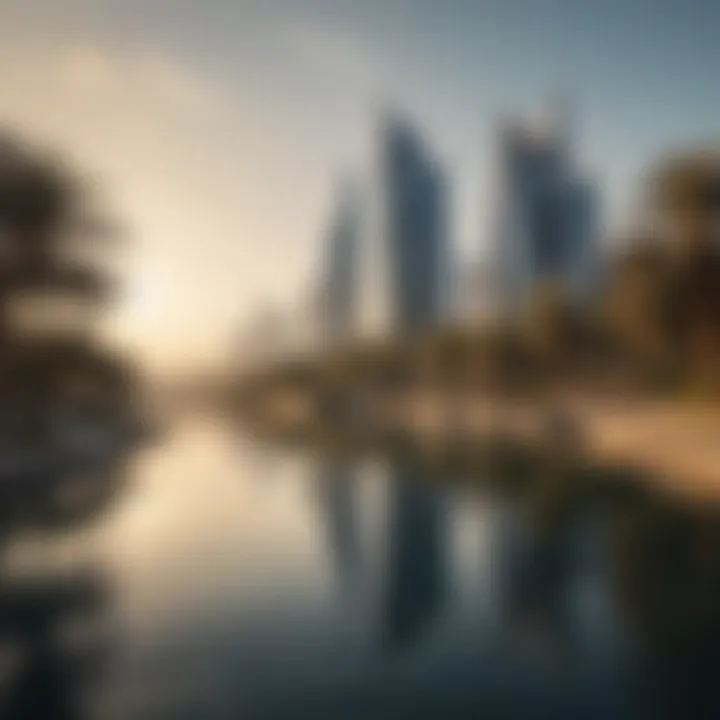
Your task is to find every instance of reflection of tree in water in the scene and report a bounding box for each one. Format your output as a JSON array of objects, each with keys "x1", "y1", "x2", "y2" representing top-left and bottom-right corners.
[
  {"x1": 0, "y1": 133, "x2": 138, "y2": 717},
  {"x1": 0, "y1": 571, "x2": 108, "y2": 720},
  {"x1": 0, "y1": 459, "x2": 128, "y2": 541},
  {"x1": 496, "y1": 468, "x2": 720, "y2": 718},
  {"x1": 0, "y1": 452, "x2": 130, "y2": 720},
  {"x1": 612, "y1": 504, "x2": 720, "y2": 720}
]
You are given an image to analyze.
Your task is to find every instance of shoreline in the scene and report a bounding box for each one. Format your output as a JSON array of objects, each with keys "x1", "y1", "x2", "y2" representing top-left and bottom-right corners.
[{"x1": 241, "y1": 393, "x2": 720, "y2": 501}]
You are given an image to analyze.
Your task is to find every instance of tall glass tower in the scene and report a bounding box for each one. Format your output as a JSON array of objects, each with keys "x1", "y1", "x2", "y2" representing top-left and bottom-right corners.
[
  {"x1": 380, "y1": 115, "x2": 448, "y2": 336},
  {"x1": 321, "y1": 184, "x2": 360, "y2": 346},
  {"x1": 493, "y1": 104, "x2": 598, "y2": 316}
]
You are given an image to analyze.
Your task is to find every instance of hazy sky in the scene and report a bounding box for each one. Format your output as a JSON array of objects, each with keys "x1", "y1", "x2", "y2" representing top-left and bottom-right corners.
[{"x1": 1, "y1": 0, "x2": 718, "y2": 371}]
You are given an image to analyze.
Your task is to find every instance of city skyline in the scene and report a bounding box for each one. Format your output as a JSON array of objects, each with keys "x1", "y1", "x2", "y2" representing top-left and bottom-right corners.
[
  {"x1": 2, "y1": 0, "x2": 719, "y2": 371},
  {"x1": 304, "y1": 102, "x2": 597, "y2": 354}
]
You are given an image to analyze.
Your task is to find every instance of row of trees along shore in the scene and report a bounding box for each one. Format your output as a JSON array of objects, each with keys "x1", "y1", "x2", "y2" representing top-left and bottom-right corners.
[{"x1": 239, "y1": 150, "x2": 720, "y2": 414}]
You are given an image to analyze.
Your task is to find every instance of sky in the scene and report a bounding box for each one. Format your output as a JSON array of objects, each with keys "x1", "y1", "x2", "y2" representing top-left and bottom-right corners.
[{"x1": 1, "y1": 0, "x2": 719, "y2": 372}]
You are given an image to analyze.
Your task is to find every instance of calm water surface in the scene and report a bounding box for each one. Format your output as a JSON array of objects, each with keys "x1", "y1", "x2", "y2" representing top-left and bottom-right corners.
[{"x1": 6, "y1": 410, "x2": 720, "y2": 719}]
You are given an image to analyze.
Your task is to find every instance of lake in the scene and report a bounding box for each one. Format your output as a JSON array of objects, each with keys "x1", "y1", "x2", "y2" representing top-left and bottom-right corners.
[{"x1": 2, "y1": 408, "x2": 719, "y2": 719}]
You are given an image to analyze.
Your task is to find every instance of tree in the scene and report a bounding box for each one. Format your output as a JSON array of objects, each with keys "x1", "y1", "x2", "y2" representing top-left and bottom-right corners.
[
  {"x1": 625, "y1": 152, "x2": 720, "y2": 391},
  {"x1": 0, "y1": 133, "x2": 134, "y2": 439}
]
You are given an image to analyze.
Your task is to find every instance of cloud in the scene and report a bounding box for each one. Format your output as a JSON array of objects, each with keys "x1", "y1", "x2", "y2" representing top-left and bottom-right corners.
[
  {"x1": 134, "y1": 51, "x2": 223, "y2": 112},
  {"x1": 55, "y1": 42, "x2": 223, "y2": 114},
  {"x1": 279, "y1": 19, "x2": 388, "y2": 93},
  {"x1": 57, "y1": 43, "x2": 114, "y2": 92}
]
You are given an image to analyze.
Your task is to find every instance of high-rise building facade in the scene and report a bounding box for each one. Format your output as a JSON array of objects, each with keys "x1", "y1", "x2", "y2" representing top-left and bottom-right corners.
[
  {"x1": 380, "y1": 116, "x2": 448, "y2": 336},
  {"x1": 493, "y1": 107, "x2": 598, "y2": 315},
  {"x1": 321, "y1": 185, "x2": 360, "y2": 345}
]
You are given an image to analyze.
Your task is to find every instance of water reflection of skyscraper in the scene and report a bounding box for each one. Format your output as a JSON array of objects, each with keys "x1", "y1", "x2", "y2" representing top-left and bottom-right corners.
[
  {"x1": 316, "y1": 462, "x2": 361, "y2": 596},
  {"x1": 315, "y1": 462, "x2": 449, "y2": 653},
  {"x1": 495, "y1": 503, "x2": 617, "y2": 663},
  {"x1": 496, "y1": 504, "x2": 574, "y2": 659},
  {"x1": 379, "y1": 465, "x2": 448, "y2": 652}
]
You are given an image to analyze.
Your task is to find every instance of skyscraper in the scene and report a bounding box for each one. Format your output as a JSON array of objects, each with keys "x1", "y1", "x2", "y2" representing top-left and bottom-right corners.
[
  {"x1": 493, "y1": 104, "x2": 598, "y2": 315},
  {"x1": 321, "y1": 183, "x2": 360, "y2": 345},
  {"x1": 380, "y1": 115, "x2": 448, "y2": 336}
]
